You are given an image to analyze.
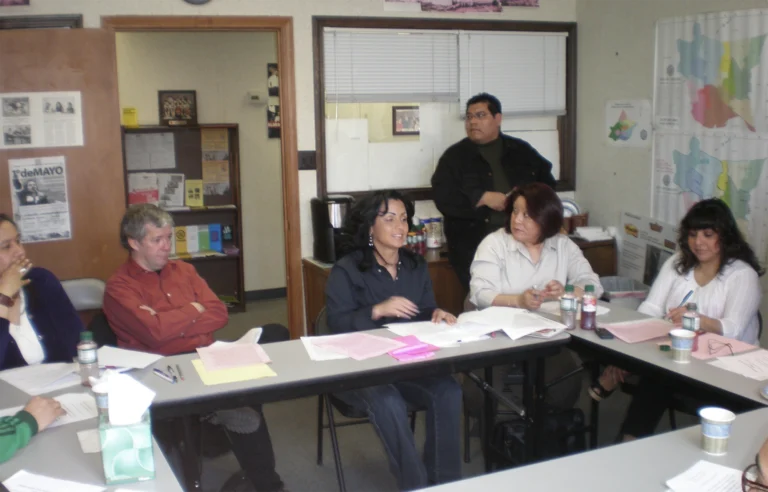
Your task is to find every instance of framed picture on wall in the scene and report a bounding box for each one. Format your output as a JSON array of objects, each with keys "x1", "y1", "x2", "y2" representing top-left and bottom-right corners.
[
  {"x1": 158, "y1": 90, "x2": 198, "y2": 126},
  {"x1": 392, "y1": 106, "x2": 419, "y2": 136}
]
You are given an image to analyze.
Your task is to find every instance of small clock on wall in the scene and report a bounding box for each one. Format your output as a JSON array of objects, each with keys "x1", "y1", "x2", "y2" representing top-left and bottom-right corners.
[{"x1": 183, "y1": 0, "x2": 211, "y2": 4}]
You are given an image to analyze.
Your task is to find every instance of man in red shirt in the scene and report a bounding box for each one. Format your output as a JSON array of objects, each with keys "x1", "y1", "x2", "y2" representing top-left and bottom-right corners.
[{"x1": 104, "y1": 204, "x2": 286, "y2": 492}]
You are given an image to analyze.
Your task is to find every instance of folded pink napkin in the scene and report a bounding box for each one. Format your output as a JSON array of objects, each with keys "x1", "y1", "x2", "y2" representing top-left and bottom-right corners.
[{"x1": 389, "y1": 335, "x2": 439, "y2": 362}]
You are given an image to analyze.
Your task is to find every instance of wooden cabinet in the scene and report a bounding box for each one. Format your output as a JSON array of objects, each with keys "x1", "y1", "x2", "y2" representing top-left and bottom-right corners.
[
  {"x1": 302, "y1": 239, "x2": 617, "y2": 334},
  {"x1": 121, "y1": 124, "x2": 245, "y2": 311}
]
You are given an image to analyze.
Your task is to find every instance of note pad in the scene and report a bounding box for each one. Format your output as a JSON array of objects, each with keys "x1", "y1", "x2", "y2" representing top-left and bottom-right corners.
[
  {"x1": 191, "y1": 359, "x2": 276, "y2": 386},
  {"x1": 197, "y1": 343, "x2": 271, "y2": 372},
  {"x1": 602, "y1": 319, "x2": 674, "y2": 343}
]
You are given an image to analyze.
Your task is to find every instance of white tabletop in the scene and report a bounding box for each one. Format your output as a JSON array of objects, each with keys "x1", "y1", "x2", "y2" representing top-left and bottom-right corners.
[
  {"x1": 0, "y1": 381, "x2": 182, "y2": 491},
  {"x1": 425, "y1": 406, "x2": 768, "y2": 491},
  {"x1": 546, "y1": 302, "x2": 768, "y2": 407},
  {"x1": 135, "y1": 327, "x2": 570, "y2": 417}
]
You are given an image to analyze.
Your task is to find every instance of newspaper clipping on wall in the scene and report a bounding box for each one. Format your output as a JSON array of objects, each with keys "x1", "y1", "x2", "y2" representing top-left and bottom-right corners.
[
  {"x1": 8, "y1": 156, "x2": 72, "y2": 243},
  {"x1": 1, "y1": 91, "x2": 84, "y2": 150},
  {"x1": 618, "y1": 211, "x2": 678, "y2": 286}
]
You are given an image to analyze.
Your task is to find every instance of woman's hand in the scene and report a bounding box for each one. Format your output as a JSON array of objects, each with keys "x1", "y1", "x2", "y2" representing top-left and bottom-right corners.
[
  {"x1": 372, "y1": 296, "x2": 419, "y2": 320},
  {"x1": 543, "y1": 280, "x2": 564, "y2": 300},
  {"x1": 0, "y1": 258, "x2": 31, "y2": 298},
  {"x1": 666, "y1": 306, "x2": 687, "y2": 325},
  {"x1": 520, "y1": 288, "x2": 543, "y2": 310},
  {"x1": 431, "y1": 308, "x2": 457, "y2": 325}
]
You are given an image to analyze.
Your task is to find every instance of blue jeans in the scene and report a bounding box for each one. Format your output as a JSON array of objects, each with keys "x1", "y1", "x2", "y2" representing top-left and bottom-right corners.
[{"x1": 334, "y1": 375, "x2": 462, "y2": 491}]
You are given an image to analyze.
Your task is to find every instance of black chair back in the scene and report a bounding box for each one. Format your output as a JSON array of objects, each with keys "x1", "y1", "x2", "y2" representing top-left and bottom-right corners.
[{"x1": 88, "y1": 311, "x2": 118, "y2": 347}]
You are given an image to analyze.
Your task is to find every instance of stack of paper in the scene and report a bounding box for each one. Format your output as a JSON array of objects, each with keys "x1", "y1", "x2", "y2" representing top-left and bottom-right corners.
[
  {"x1": 602, "y1": 319, "x2": 674, "y2": 343},
  {"x1": 301, "y1": 335, "x2": 350, "y2": 361},
  {"x1": 387, "y1": 321, "x2": 495, "y2": 347},
  {"x1": 0, "y1": 362, "x2": 80, "y2": 395},
  {"x1": 389, "y1": 335, "x2": 439, "y2": 362},
  {"x1": 457, "y1": 307, "x2": 568, "y2": 341},
  {"x1": 311, "y1": 332, "x2": 406, "y2": 361},
  {"x1": 3, "y1": 470, "x2": 106, "y2": 492},
  {"x1": 666, "y1": 460, "x2": 741, "y2": 492},
  {"x1": 191, "y1": 359, "x2": 276, "y2": 386},
  {"x1": 709, "y1": 349, "x2": 768, "y2": 380},
  {"x1": 0, "y1": 393, "x2": 98, "y2": 428},
  {"x1": 196, "y1": 343, "x2": 271, "y2": 372},
  {"x1": 97, "y1": 346, "x2": 163, "y2": 370}
]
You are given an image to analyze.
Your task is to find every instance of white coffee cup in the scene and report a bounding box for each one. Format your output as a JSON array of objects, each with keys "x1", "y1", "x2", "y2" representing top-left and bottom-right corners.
[
  {"x1": 669, "y1": 329, "x2": 695, "y2": 363},
  {"x1": 698, "y1": 406, "x2": 735, "y2": 455}
]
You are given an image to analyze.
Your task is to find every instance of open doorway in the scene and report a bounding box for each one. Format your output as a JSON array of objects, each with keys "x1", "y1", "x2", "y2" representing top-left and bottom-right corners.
[{"x1": 103, "y1": 17, "x2": 302, "y2": 339}]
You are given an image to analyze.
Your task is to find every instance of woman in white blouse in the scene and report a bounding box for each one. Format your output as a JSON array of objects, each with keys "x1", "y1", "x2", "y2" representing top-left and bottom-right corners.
[
  {"x1": 594, "y1": 199, "x2": 764, "y2": 440},
  {"x1": 470, "y1": 183, "x2": 602, "y2": 310}
]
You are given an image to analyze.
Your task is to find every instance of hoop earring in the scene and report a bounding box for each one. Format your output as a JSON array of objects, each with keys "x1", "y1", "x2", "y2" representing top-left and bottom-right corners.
[{"x1": 369, "y1": 234, "x2": 374, "y2": 247}]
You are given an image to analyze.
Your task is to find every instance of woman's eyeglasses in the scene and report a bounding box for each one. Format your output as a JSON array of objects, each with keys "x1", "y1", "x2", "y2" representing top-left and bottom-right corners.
[
  {"x1": 742, "y1": 462, "x2": 768, "y2": 491},
  {"x1": 708, "y1": 339, "x2": 734, "y2": 356}
]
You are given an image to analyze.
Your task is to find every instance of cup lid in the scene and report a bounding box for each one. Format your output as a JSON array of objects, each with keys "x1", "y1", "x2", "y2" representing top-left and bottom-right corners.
[{"x1": 698, "y1": 406, "x2": 736, "y2": 423}]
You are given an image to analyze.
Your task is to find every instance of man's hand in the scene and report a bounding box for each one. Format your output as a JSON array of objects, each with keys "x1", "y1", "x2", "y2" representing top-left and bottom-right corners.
[
  {"x1": 372, "y1": 296, "x2": 419, "y2": 320},
  {"x1": 431, "y1": 308, "x2": 457, "y2": 325},
  {"x1": 477, "y1": 191, "x2": 507, "y2": 212},
  {"x1": 139, "y1": 305, "x2": 157, "y2": 316},
  {"x1": 23, "y1": 396, "x2": 65, "y2": 432},
  {"x1": 191, "y1": 302, "x2": 206, "y2": 314}
]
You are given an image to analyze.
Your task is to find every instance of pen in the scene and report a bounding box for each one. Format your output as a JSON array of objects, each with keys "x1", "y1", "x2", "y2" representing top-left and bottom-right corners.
[
  {"x1": 176, "y1": 364, "x2": 184, "y2": 381},
  {"x1": 665, "y1": 290, "x2": 694, "y2": 320},
  {"x1": 167, "y1": 365, "x2": 178, "y2": 383},
  {"x1": 153, "y1": 368, "x2": 175, "y2": 384}
]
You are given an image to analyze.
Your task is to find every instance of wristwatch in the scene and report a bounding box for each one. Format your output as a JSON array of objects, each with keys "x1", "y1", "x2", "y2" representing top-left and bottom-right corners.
[{"x1": 0, "y1": 294, "x2": 14, "y2": 308}]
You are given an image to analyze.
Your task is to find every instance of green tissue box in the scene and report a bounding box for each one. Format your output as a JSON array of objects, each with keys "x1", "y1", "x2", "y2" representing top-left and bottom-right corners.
[{"x1": 99, "y1": 411, "x2": 155, "y2": 485}]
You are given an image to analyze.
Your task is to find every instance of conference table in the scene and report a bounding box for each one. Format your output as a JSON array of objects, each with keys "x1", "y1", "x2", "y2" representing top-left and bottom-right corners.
[
  {"x1": 0, "y1": 380, "x2": 183, "y2": 491},
  {"x1": 133, "y1": 327, "x2": 570, "y2": 489},
  {"x1": 423, "y1": 406, "x2": 768, "y2": 491}
]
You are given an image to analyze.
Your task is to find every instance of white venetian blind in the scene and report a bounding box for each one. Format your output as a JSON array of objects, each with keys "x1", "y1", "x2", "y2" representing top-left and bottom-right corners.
[
  {"x1": 459, "y1": 30, "x2": 567, "y2": 116},
  {"x1": 324, "y1": 28, "x2": 459, "y2": 103}
]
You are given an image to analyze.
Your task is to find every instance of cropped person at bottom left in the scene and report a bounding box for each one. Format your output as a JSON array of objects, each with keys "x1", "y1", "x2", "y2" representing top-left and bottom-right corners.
[
  {"x1": 0, "y1": 396, "x2": 64, "y2": 464},
  {"x1": 103, "y1": 204, "x2": 288, "y2": 492}
]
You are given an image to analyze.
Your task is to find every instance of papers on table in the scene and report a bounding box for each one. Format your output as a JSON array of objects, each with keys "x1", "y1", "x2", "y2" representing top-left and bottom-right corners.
[
  {"x1": 0, "y1": 362, "x2": 79, "y2": 395},
  {"x1": 709, "y1": 348, "x2": 768, "y2": 380},
  {"x1": 196, "y1": 343, "x2": 271, "y2": 372},
  {"x1": 387, "y1": 321, "x2": 492, "y2": 347},
  {"x1": 389, "y1": 335, "x2": 439, "y2": 362},
  {"x1": 300, "y1": 336, "x2": 349, "y2": 361},
  {"x1": 0, "y1": 393, "x2": 98, "y2": 429},
  {"x1": 537, "y1": 301, "x2": 610, "y2": 319},
  {"x1": 3, "y1": 470, "x2": 106, "y2": 492},
  {"x1": 77, "y1": 428, "x2": 101, "y2": 453},
  {"x1": 457, "y1": 307, "x2": 567, "y2": 341},
  {"x1": 666, "y1": 460, "x2": 741, "y2": 492},
  {"x1": 311, "y1": 332, "x2": 406, "y2": 361},
  {"x1": 97, "y1": 346, "x2": 163, "y2": 370},
  {"x1": 690, "y1": 333, "x2": 756, "y2": 361},
  {"x1": 191, "y1": 359, "x2": 276, "y2": 385},
  {"x1": 602, "y1": 318, "x2": 674, "y2": 343}
]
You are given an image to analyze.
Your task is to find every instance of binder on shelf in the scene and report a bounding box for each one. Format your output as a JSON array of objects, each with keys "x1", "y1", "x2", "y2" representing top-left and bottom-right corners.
[
  {"x1": 209, "y1": 224, "x2": 223, "y2": 253},
  {"x1": 174, "y1": 226, "x2": 188, "y2": 255},
  {"x1": 198, "y1": 227, "x2": 210, "y2": 252},
  {"x1": 186, "y1": 225, "x2": 200, "y2": 254},
  {"x1": 185, "y1": 179, "x2": 204, "y2": 207}
]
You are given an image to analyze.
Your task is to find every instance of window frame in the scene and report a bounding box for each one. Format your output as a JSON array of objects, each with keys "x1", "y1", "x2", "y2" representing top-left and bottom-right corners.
[
  {"x1": 313, "y1": 16, "x2": 578, "y2": 201},
  {"x1": 0, "y1": 15, "x2": 83, "y2": 30}
]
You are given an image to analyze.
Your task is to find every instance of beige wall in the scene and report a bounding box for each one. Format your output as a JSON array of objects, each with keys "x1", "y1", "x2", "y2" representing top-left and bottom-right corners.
[
  {"x1": 575, "y1": 0, "x2": 768, "y2": 344},
  {"x1": 116, "y1": 31, "x2": 285, "y2": 291}
]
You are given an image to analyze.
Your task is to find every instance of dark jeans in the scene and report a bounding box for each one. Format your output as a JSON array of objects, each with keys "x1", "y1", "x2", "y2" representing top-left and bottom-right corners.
[{"x1": 334, "y1": 375, "x2": 462, "y2": 491}]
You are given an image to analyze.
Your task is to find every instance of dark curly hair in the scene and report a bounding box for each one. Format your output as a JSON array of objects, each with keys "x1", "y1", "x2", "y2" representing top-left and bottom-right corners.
[
  {"x1": 504, "y1": 183, "x2": 563, "y2": 243},
  {"x1": 675, "y1": 198, "x2": 764, "y2": 276},
  {"x1": 338, "y1": 190, "x2": 422, "y2": 272}
]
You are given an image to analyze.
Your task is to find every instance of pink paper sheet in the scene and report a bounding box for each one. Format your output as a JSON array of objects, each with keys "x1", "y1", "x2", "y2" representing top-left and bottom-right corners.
[
  {"x1": 603, "y1": 319, "x2": 674, "y2": 344},
  {"x1": 312, "y1": 332, "x2": 406, "y2": 361},
  {"x1": 196, "y1": 343, "x2": 271, "y2": 372},
  {"x1": 389, "y1": 335, "x2": 439, "y2": 362},
  {"x1": 657, "y1": 333, "x2": 756, "y2": 360}
]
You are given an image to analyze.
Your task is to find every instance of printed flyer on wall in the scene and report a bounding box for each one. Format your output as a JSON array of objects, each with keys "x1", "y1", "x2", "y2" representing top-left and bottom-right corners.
[
  {"x1": 8, "y1": 156, "x2": 72, "y2": 243},
  {"x1": 1, "y1": 91, "x2": 84, "y2": 149},
  {"x1": 618, "y1": 211, "x2": 678, "y2": 286}
]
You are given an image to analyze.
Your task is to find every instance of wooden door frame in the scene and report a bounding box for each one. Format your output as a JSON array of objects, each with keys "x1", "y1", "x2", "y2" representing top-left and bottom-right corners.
[{"x1": 101, "y1": 16, "x2": 304, "y2": 339}]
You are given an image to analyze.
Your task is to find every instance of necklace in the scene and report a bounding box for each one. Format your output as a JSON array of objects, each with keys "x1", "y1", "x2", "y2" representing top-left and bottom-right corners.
[{"x1": 373, "y1": 247, "x2": 398, "y2": 267}]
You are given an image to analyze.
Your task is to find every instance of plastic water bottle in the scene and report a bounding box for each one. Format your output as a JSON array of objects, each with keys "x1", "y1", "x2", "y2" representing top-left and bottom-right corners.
[
  {"x1": 560, "y1": 284, "x2": 578, "y2": 330},
  {"x1": 580, "y1": 285, "x2": 597, "y2": 330},
  {"x1": 682, "y1": 302, "x2": 700, "y2": 331},
  {"x1": 77, "y1": 331, "x2": 99, "y2": 387}
]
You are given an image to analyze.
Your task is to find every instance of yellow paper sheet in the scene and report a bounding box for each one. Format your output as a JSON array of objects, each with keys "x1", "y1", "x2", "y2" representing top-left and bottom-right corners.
[
  {"x1": 191, "y1": 359, "x2": 276, "y2": 386},
  {"x1": 185, "y1": 179, "x2": 204, "y2": 207}
]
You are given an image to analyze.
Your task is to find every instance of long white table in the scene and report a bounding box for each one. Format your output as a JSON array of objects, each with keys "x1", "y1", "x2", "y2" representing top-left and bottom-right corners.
[
  {"x1": 424, "y1": 406, "x2": 768, "y2": 491},
  {"x1": 0, "y1": 380, "x2": 183, "y2": 491}
]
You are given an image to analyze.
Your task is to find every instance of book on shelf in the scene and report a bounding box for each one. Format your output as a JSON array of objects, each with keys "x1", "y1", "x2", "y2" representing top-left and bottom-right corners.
[
  {"x1": 198, "y1": 227, "x2": 210, "y2": 251},
  {"x1": 174, "y1": 226, "x2": 187, "y2": 255},
  {"x1": 186, "y1": 225, "x2": 200, "y2": 253},
  {"x1": 185, "y1": 179, "x2": 204, "y2": 207},
  {"x1": 127, "y1": 173, "x2": 159, "y2": 205},
  {"x1": 157, "y1": 173, "x2": 185, "y2": 208},
  {"x1": 209, "y1": 224, "x2": 222, "y2": 252}
]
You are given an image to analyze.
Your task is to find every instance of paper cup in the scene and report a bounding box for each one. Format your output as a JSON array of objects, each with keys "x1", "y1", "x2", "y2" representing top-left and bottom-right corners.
[
  {"x1": 699, "y1": 407, "x2": 735, "y2": 455},
  {"x1": 669, "y1": 329, "x2": 695, "y2": 363}
]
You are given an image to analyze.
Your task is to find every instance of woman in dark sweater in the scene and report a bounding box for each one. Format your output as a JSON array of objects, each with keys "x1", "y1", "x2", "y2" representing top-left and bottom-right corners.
[{"x1": 0, "y1": 214, "x2": 83, "y2": 370}]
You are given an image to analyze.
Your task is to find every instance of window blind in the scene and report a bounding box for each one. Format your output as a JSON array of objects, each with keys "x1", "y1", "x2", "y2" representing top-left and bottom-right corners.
[
  {"x1": 459, "y1": 31, "x2": 567, "y2": 116},
  {"x1": 324, "y1": 28, "x2": 459, "y2": 103}
]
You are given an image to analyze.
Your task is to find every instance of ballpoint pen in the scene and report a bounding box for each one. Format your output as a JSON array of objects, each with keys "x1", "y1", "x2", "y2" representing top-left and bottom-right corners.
[
  {"x1": 665, "y1": 290, "x2": 694, "y2": 320},
  {"x1": 167, "y1": 365, "x2": 178, "y2": 383},
  {"x1": 176, "y1": 364, "x2": 184, "y2": 382},
  {"x1": 153, "y1": 368, "x2": 175, "y2": 384}
]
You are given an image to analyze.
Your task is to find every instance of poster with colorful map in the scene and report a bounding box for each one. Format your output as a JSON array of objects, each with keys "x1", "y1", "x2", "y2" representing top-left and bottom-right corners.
[
  {"x1": 605, "y1": 100, "x2": 652, "y2": 147},
  {"x1": 655, "y1": 10, "x2": 768, "y2": 134},
  {"x1": 653, "y1": 133, "x2": 768, "y2": 260}
]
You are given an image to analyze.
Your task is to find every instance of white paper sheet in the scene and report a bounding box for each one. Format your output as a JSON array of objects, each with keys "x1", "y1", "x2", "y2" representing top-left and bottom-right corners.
[
  {"x1": 300, "y1": 336, "x2": 349, "y2": 361},
  {"x1": 97, "y1": 346, "x2": 163, "y2": 370},
  {"x1": 709, "y1": 349, "x2": 768, "y2": 380},
  {"x1": 458, "y1": 307, "x2": 567, "y2": 341},
  {"x1": 3, "y1": 470, "x2": 105, "y2": 492},
  {"x1": 386, "y1": 321, "x2": 495, "y2": 347},
  {"x1": 0, "y1": 91, "x2": 84, "y2": 150},
  {"x1": 0, "y1": 393, "x2": 97, "y2": 429},
  {"x1": 209, "y1": 327, "x2": 264, "y2": 349},
  {"x1": 0, "y1": 362, "x2": 79, "y2": 395},
  {"x1": 666, "y1": 460, "x2": 741, "y2": 492},
  {"x1": 76, "y1": 428, "x2": 101, "y2": 453}
]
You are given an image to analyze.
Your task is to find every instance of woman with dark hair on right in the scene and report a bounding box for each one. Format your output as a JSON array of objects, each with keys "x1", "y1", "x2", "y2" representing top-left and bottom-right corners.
[
  {"x1": 325, "y1": 190, "x2": 461, "y2": 491},
  {"x1": 591, "y1": 198, "x2": 764, "y2": 440}
]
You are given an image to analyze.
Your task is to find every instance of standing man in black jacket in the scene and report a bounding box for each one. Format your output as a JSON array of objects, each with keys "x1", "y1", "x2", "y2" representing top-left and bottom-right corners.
[{"x1": 431, "y1": 93, "x2": 557, "y2": 292}]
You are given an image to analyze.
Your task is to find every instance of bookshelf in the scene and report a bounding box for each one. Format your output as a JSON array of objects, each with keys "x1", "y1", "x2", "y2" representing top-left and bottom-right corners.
[{"x1": 121, "y1": 124, "x2": 245, "y2": 312}]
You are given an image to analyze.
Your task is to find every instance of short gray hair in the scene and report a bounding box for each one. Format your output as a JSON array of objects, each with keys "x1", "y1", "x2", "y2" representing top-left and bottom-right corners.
[{"x1": 120, "y1": 204, "x2": 174, "y2": 250}]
